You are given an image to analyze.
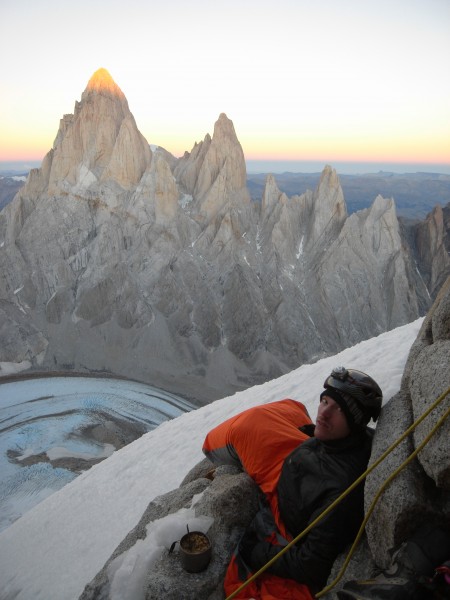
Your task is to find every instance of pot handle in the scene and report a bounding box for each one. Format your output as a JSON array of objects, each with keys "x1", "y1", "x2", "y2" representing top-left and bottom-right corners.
[{"x1": 169, "y1": 540, "x2": 179, "y2": 554}]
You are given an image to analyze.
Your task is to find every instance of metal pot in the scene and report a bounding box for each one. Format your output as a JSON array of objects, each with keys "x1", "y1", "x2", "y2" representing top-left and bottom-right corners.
[{"x1": 170, "y1": 530, "x2": 212, "y2": 573}]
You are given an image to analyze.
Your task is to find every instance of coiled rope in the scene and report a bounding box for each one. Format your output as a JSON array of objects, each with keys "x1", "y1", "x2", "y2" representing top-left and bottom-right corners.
[{"x1": 225, "y1": 384, "x2": 450, "y2": 600}]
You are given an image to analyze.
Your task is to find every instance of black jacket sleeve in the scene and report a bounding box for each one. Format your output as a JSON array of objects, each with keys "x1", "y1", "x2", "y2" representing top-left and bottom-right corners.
[{"x1": 247, "y1": 494, "x2": 354, "y2": 593}]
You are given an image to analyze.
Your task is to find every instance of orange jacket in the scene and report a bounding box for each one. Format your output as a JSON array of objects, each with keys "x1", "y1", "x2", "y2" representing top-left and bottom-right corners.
[{"x1": 203, "y1": 398, "x2": 312, "y2": 526}]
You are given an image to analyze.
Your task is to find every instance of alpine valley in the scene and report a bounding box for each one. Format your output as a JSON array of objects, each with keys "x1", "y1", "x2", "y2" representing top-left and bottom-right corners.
[{"x1": 1, "y1": 68, "x2": 449, "y2": 403}]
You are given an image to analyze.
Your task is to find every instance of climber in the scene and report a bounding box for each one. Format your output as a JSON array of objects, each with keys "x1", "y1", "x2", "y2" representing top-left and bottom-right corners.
[{"x1": 202, "y1": 366, "x2": 383, "y2": 600}]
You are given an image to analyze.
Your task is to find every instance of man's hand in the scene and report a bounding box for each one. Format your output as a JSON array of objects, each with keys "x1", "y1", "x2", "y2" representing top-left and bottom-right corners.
[{"x1": 239, "y1": 530, "x2": 261, "y2": 566}]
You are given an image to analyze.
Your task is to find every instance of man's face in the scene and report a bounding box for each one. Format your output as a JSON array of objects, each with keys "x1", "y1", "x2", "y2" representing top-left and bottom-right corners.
[{"x1": 314, "y1": 394, "x2": 351, "y2": 441}]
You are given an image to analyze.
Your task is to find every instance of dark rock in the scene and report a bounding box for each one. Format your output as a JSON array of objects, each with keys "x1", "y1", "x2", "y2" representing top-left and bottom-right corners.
[
  {"x1": 79, "y1": 463, "x2": 260, "y2": 600},
  {"x1": 362, "y1": 276, "x2": 450, "y2": 570}
]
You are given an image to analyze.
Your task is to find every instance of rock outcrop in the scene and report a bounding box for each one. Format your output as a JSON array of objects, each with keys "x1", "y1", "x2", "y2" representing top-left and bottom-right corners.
[
  {"x1": 409, "y1": 203, "x2": 450, "y2": 299},
  {"x1": 79, "y1": 463, "x2": 260, "y2": 600},
  {"x1": 363, "y1": 275, "x2": 450, "y2": 565},
  {"x1": 78, "y1": 276, "x2": 450, "y2": 600},
  {"x1": 1, "y1": 68, "x2": 448, "y2": 403},
  {"x1": 47, "y1": 68, "x2": 152, "y2": 195}
]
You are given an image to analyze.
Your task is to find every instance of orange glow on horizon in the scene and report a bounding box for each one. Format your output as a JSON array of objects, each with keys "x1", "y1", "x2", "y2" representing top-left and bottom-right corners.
[
  {"x1": 242, "y1": 136, "x2": 450, "y2": 166},
  {"x1": 1, "y1": 65, "x2": 449, "y2": 169},
  {"x1": 2, "y1": 142, "x2": 450, "y2": 169},
  {"x1": 1, "y1": 98, "x2": 449, "y2": 168},
  {"x1": 0, "y1": 138, "x2": 51, "y2": 163}
]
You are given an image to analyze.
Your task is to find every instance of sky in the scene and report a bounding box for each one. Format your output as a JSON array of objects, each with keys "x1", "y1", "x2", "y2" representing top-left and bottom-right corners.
[
  {"x1": 0, "y1": 0, "x2": 449, "y2": 173},
  {"x1": 0, "y1": 317, "x2": 424, "y2": 600}
]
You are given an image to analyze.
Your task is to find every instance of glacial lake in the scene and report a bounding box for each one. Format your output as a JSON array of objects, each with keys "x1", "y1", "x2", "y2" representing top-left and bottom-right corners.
[{"x1": 0, "y1": 376, "x2": 194, "y2": 532}]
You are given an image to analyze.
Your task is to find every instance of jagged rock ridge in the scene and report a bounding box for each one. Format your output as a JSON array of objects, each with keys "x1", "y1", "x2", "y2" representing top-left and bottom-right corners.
[{"x1": 0, "y1": 68, "x2": 449, "y2": 402}]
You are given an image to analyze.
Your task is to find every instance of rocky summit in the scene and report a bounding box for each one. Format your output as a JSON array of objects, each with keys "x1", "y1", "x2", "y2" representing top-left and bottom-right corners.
[{"x1": 1, "y1": 68, "x2": 449, "y2": 403}]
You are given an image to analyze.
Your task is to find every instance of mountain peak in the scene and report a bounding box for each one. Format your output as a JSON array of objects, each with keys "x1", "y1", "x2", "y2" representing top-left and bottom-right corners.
[
  {"x1": 86, "y1": 68, "x2": 122, "y2": 95},
  {"x1": 43, "y1": 67, "x2": 150, "y2": 193},
  {"x1": 213, "y1": 113, "x2": 239, "y2": 142}
]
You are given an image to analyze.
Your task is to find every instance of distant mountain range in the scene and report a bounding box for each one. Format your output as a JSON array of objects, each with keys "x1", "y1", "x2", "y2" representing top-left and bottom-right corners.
[
  {"x1": 3, "y1": 169, "x2": 449, "y2": 220},
  {"x1": 247, "y1": 171, "x2": 450, "y2": 220},
  {"x1": 0, "y1": 173, "x2": 27, "y2": 211}
]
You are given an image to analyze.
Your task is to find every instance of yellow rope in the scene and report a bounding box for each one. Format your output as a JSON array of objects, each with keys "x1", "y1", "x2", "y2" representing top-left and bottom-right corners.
[{"x1": 224, "y1": 385, "x2": 450, "y2": 600}]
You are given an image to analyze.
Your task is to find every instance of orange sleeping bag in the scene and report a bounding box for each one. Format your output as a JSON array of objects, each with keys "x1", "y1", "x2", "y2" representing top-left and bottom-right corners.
[
  {"x1": 202, "y1": 398, "x2": 312, "y2": 527},
  {"x1": 203, "y1": 399, "x2": 315, "y2": 600}
]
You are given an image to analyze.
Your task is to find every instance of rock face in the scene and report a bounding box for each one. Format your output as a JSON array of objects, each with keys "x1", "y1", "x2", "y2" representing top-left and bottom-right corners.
[
  {"x1": 0, "y1": 68, "x2": 448, "y2": 403},
  {"x1": 47, "y1": 68, "x2": 152, "y2": 195},
  {"x1": 79, "y1": 462, "x2": 260, "y2": 600},
  {"x1": 78, "y1": 276, "x2": 450, "y2": 600},
  {"x1": 407, "y1": 203, "x2": 450, "y2": 300},
  {"x1": 363, "y1": 275, "x2": 450, "y2": 567}
]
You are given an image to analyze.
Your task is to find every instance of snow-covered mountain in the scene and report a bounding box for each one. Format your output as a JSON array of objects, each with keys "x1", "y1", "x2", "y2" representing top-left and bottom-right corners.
[{"x1": 0, "y1": 318, "x2": 423, "y2": 600}]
